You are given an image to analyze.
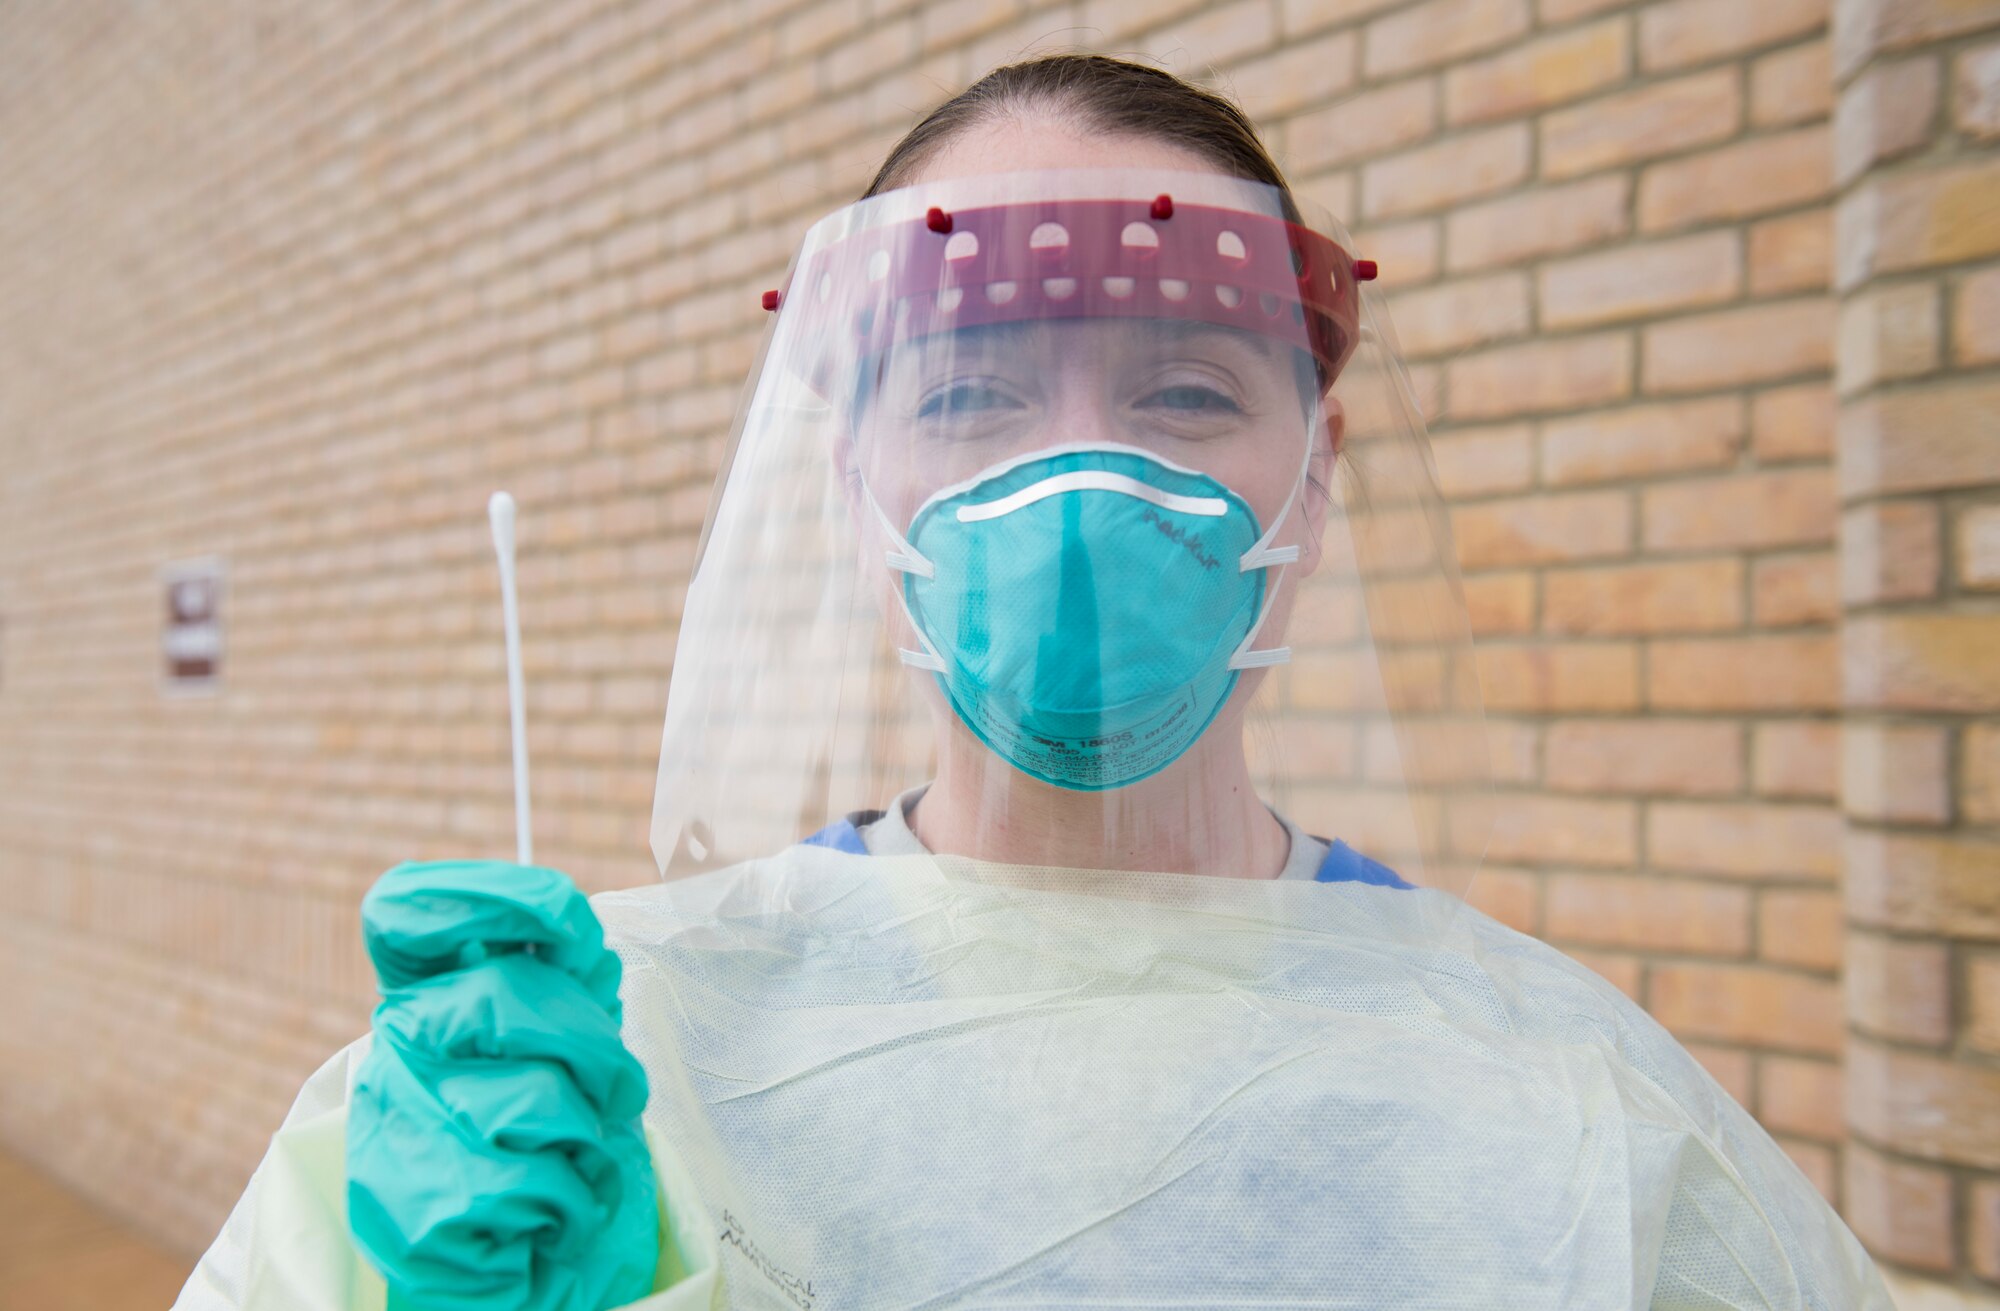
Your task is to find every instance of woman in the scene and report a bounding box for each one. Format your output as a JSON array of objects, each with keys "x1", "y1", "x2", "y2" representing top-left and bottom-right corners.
[{"x1": 176, "y1": 55, "x2": 1890, "y2": 1311}]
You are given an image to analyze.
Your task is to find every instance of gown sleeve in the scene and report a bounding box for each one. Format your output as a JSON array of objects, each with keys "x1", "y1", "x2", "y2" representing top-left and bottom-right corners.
[{"x1": 170, "y1": 1035, "x2": 721, "y2": 1311}]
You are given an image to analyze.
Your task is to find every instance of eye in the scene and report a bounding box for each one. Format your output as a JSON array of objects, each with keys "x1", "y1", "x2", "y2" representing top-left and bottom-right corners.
[
  {"x1": 916, "y1": 382, "x2": 1021, "y2": 418},
  {"x1": 1143, "y1": 384, "x2": 1242, "y2": 414}
]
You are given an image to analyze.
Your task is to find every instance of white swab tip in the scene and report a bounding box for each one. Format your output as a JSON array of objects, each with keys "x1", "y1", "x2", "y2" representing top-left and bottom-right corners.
[{"x1": 488, "y1": 492, "x2": 517, "y2": 558}]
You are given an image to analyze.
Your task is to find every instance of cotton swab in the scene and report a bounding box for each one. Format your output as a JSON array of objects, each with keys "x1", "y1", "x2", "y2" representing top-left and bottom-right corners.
[{"x1": 488, "y1": 491, "x2": 534, "y2": 866}]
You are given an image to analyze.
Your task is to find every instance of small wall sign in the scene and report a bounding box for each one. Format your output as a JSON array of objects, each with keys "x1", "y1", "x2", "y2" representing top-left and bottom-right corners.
[{"x1": 162, "y1": 557, "x2": 224, "y2": 693}]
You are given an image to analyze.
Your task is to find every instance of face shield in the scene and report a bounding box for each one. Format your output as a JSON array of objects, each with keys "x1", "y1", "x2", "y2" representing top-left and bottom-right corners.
[{"x1": 649, "y1": 168, "x2": 1486, "y2": 923}]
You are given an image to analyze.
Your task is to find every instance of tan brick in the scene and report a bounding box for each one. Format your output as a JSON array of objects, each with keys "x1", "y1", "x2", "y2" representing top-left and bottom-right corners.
[
  {"x1": 1845, "y1": 613, "x2": 2000, "y2": 713},
  {"x1": 1275, "y1": 640, "x2": 1360, "y2": 708},
  {"x1": 1833, "y1": 0, "x2": 2000, "y2": 79},
  {"x1": 1967, "y1": 723, "x2": 2000, "y2": 824},
  {"x1": 1444, "y1": 18, "x2": 1629, "y2": 125},
  {"x1": 1542, "y1": 397, "x2": 1747, "y2": 486},
  {"x1": 1540, "y1": 69, "x2": 1741, "y2": 180},
  {"x1": 918, "y1": 0, "x2": 1023, "y2": 52},
  {"x1": 1642, "y1": 299, "x2": 1833, "y2": 393},
  {"x1": 1546, "y1": 873, "x2": 1750, "y2": 954},
  {"x1": 1776, "y1": 1139, "x2": 1838, "y2": 1203},
  {"x1": 1759, "y1": 1054, "x2": 1842, "y2": 1140},
  {"x1": 1362, "y1": 0, "x2": 1530, "y2": 79},
  {"x1": 1974, "y1": 1179, "x2": 2000, "y2": 1283},
  {"x1": 1445, "y1": 175, "x2": 1630, "y2": 272},
  {"x1": 1140, "y1": 0, "x2": 1277, "y2": 67},
  {"x1": 1290, "y1": 77, "x2": 1438, "y2": 172},
  {"x1": 1849, "y1": 1037, "x2": 2000, "y2": 1168},
  {"x1": 1544, "y1": 558, "x2": 1745, "y2": 635},
  {"x1": 1258, "y1": 715, "x2": 1360, "y2": 779},
  {"x1": 1958, "y1": 41, "x2": 2000, "y2": 139},
  {"x1": 1650, "y1": 800, "x2": 1843, "y2": 881},
  {"x1": 1837, "y1": 161, "x2": 2000, "y2": 290},
  {"x1": 1293, "y1": 168, "x2": 1357, "y2": 229},
  {"x1": 1225, "y1": 30, "x2": 1361, "y2": 121},
  {"x1": 1759, "y1": 887, "x2": 1843, "y2": 971},
  {"x1": 1362, "y1": 124, "x2": 1532, "y2": 219},
  {"x1": 1844, "y1": 722, "x2": 1953, "y2": 825},
  {"x1": 1971, "y1": 953, "x2": 2000, "y2": 1053},
  {"x1": 1350, "y1": 220, "x2": 1439, "y2": 288},
  {"x1": 1847, "y1": 931, "x2": 1954, "y2": 1045},
  {"x1": 1639, "y1": 127, "x2": 1833, "y2": 232},
  {"x1": 1368, "y1": 716, "x2": 1493, "y2": 789},
  {"x1": 1540, "y1": 232, "x2": 1742, "y2": 330},
  {"x1": 1460, "y1": 571, "x2": 1538, "y2": 637},
  {"x1": 1448, "y1": 333, "x2": 1633, "y2": 419},
  {"x1": 949, "y1": 16, "x2": 1085, "y2": 86},
  {"x1": 1477, "y1": 641, "x2": 1642, "y2": 711},
  {"x1": 1383, "y1": 273, "x2": 1531, "y2": 357},
  {"x1": 1967, "y1": 505, "x2": 2000, "y2": 592},
  {"x1": 1842, "y1": 1141, "x2": 1957, "y2": 1272},
  {"x1": 1539, "y1": 0, "x2": 1625, "y2": 20},
  {"x1": 1840, "y1": 500, "x2": 1942, "y2": 605},
  {"x1": 819, "y1": 13, "x2": 914, "y2": 91},
  {"x1": 1650, "y1": 962, "x2": 1842, "y2": 1052},
  {"x1": 1481, "y1": 794, "x2": 1638, "y2": 867},
  {"x1": 1278, "y1": 0, "x2": 1406, "y2": 37},
  {"x1": 1567, "y1": 947, "x2": 1645, "y2": 999},
  {"x1": 1429, "y1": 423, "x2": 1535, "y2": 499},
  {"x1": 1452, "y1": 489, "x2": 1631, "y2": 565},
  {"x1": 776, "y1": 0, "x2": 864, "y2": 60},
  {"x1": 1405, "y1": 361, "x2": 1446, "y2": 423},
  {"x1": 1640, "y1": 0, "x2": 1825, "y2": 72},
  {"x1": 1847, "y1": 830, "x2": 2000, "y2": 940},
  {"x1": 1958, "y1": 265, "x2": 2000, "y2": 366},
  {"x1": 1839, "y1": 379, "x2": 2000, "y2": 499},
  {"x1": 1754, "y1": 553, "x2": 1838, "y2": 627},
  {"x1": 1652, "y1": 635, "x2": 1841, "y2": 711},
  {"x1": 1834, "y1": 57, "x2": 1942, "y2": 188},
  {"x1": 1463, "y1": 726, "x2": 1529, "y2": 796},
  {"x1": 1643, "y1": 469, "x2": 1836, "y2": 553},
  {"x1": 1753, "y1": 721, "x2": 1841, "y2": 799},
  {"x1": 1747, "y1": 209, "x2": 1831, "y2": 295},
  {"x1": 1751, "y1": 39, "x2": 1832, "y2": 129},
  {"x1": 1545, "y1": 718, "x2": 1743, "y2": 795},
  {"x1": 1465, "y1": 867, "x2": 1542, "y2": 934},
  {"x1": 1837, "y1": 281, "x2": 1942, "y2": 396},
  {"x1": 1751, "y1": 383, "x2": 1834, "y2": 461},
  {"x1": 1684, "y1": 1042, "x2": 1755, "y2": 1104}
]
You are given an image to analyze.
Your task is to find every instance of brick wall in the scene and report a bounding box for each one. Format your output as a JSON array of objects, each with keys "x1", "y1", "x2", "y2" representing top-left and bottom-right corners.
[
  {"x1": 0, "y1": 0, "x2": 1990, "y2": 1292},
  {"x1": 1276, "y1": 0, "x2": 1860, "y2": 1217},
  {"x1": 1834, "y1": 0, "x2": 2000, "y2": 1299}
]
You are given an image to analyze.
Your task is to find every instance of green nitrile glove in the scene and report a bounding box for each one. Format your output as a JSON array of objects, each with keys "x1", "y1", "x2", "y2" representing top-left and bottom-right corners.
[{"x1": 347, "y1": 861, "x2": 658, "y2": 1311}]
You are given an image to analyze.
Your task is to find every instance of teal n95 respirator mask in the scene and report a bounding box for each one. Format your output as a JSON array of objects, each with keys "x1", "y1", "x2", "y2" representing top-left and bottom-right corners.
[{"x1": 864, "y1": 442, "x2": 1305, "y2": 791}]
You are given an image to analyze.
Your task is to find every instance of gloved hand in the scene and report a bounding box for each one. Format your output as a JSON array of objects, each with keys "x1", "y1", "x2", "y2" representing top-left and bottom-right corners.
[{"x1": 348, "y1": 861, "x2": 659, "y2": 1311}]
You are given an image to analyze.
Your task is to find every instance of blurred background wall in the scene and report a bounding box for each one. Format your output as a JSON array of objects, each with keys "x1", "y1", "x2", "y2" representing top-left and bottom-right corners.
[{"x1": 0, "y1": 0, "x2": 1995, "y2": 1301}]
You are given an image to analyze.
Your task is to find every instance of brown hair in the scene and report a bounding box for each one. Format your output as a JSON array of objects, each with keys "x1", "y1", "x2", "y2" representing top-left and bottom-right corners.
[{"x1": 863, "y1": 54, "x2": 1294, "y2": 212}]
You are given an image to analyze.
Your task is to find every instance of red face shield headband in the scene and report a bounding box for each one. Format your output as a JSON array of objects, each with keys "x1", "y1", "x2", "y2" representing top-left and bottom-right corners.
[{"x1": 764, "y1": 195, "x2": 1372, "y2": 396}]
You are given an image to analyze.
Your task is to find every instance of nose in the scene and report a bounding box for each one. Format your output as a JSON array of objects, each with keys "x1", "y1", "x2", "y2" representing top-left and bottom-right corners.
[{"x1": 1034, "y1": 344, "x2": 1125, "y2": 453}]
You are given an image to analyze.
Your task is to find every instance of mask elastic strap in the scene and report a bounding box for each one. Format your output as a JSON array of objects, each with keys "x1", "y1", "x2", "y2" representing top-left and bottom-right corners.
[
  {"x1": 1228, "y1": 428, "x2": 1317, "y2": 670},
  {"x1": 857, "y1": 471, "x2": 947, "y2": 672},
  {"x1": 1227, "y1": 560, "x2": 1293, "y2": 670},
  {"x1": 862, "y1": 477, "x2": 934, "y2": 580}
]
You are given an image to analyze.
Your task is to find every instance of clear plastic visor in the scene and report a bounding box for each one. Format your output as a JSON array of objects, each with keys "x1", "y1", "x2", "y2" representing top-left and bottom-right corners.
[{"x1": 653, "y1": 169, "x2": 1487, "y2": 929}]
